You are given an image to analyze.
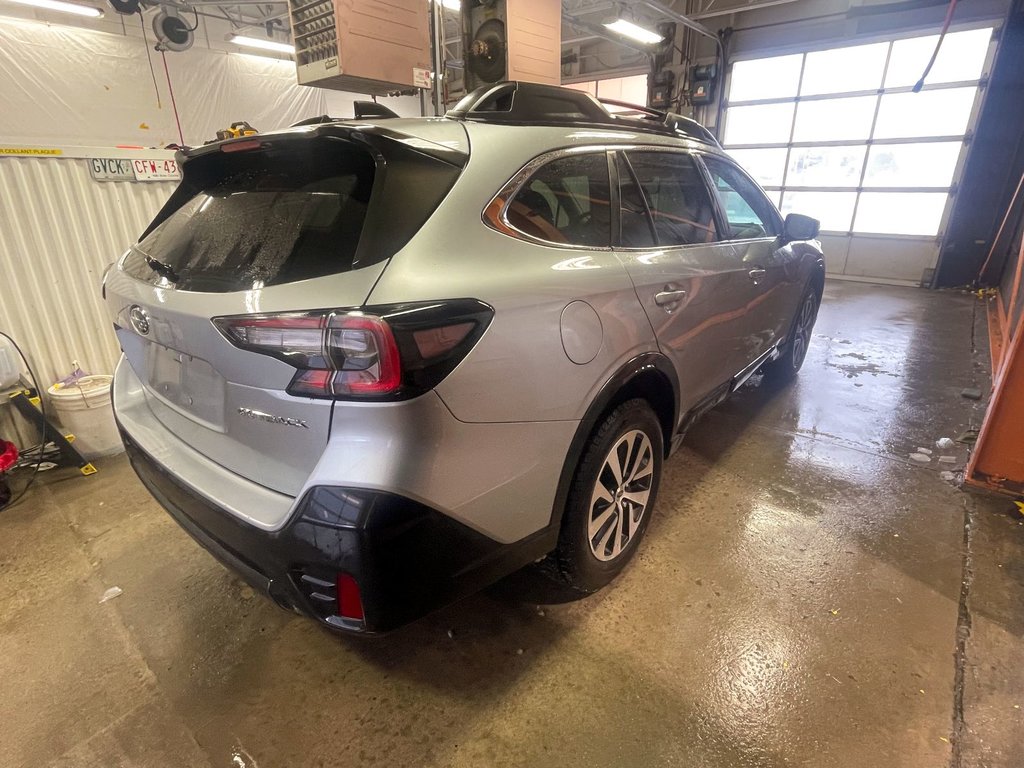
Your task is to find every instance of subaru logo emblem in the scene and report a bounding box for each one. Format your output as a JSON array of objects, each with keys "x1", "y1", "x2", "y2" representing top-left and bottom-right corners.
[{"x1": 129, "y1": 305, "x2": 150, "y2": 335}]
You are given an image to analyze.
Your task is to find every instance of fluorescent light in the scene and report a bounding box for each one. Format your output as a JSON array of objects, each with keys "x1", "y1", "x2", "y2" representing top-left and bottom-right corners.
[
  {"x1": 229, "y1": 35, "x2": 295, "y2": 55},
  {"x1": 603, "y1": 19, "x2": 663, "y2": 45},
  {"x1": 440, "y1": 0, "x2": 460, "y2": 11},
  {"x1": 5, "y1": 0, "x2": 102, "y2": 16}
]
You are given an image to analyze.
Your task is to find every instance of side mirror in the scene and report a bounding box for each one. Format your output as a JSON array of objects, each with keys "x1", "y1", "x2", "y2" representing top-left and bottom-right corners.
[{"x1": 783, "y1": 213, "x2": 820, "y2": 242}]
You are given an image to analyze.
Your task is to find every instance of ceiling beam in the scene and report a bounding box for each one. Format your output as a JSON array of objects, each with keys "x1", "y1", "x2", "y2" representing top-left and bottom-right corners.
[{"x1": 690, "y1": 0, "x2": 807, "y2": 20}]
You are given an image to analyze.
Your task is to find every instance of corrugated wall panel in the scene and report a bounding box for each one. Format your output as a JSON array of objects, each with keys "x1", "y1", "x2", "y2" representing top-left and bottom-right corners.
[{"x1": 0, "y1": 156, "x2": 174, "y2": 384}]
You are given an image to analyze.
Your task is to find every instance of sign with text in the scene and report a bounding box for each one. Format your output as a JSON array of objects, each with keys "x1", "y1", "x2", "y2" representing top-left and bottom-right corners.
[
  {"x1": 88, "y1": 156, "x2": 180, "y2": 183},
  {"x1": 131, "y1": 157, "x2": 180, "y2": 182},
  {"x1": 0, "y1": 147, "x2": 62, "y2": 156},
  {"x1": 88, "y1": 157, "x2": 134, "y2": 182}
]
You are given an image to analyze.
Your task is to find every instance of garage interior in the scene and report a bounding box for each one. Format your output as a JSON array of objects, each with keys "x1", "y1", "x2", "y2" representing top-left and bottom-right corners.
[{"x1": 1, "y1": 0, "x2": 1024, "y2": 766}]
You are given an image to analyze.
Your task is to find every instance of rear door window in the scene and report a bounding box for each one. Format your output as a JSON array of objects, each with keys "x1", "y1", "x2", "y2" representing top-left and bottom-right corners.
[
  {"x1": 701, "y1": 155, "x2": 781, "y2": 239},
  {"x1": 625, "y1": 151, "x2": 718, "y2": 246},
  {"x1": 506, "y1": 152, "x2": 611, "y2": 247},
  {"x1": 616, "y1": 153, "x2": 658, "y2": 248},
  {"x1": 124, "y1": 142, "x2": 376, "y2": 292}
]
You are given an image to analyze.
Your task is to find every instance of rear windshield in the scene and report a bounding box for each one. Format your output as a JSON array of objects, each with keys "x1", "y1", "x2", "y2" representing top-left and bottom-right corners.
[{"x1": 124, "y1": 142, "x2": 376, "y2": 292}]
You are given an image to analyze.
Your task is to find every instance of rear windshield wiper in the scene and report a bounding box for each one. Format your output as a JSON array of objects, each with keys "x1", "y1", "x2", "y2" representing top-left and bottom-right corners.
[{"x1": 143, "y1": 254, "x2": 181, "y2": 284}]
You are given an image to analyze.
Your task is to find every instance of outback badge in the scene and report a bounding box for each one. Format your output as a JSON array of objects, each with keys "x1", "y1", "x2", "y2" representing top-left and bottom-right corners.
[{"x1": 238, "y1": 407, "x2": 309, "y2": 429}]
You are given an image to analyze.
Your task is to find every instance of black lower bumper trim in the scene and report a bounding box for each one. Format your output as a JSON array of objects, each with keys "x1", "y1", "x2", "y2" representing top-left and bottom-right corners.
[{"x1": 121, "y1": 430, "x2": 556, "y2": 633}]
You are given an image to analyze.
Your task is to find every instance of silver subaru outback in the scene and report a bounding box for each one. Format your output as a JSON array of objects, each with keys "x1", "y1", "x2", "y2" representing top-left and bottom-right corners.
[{"x1": 105, "y1": 82, "x2": 824, "y2": 634}]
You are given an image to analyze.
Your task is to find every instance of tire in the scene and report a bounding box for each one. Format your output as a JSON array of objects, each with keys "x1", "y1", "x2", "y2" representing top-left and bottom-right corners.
[
  {"x1": 762, "y1": 282, "x2": 820, "y2": 387},
  {"x1": 555, "y1": 399, "x2": 664, "y2": 593}
]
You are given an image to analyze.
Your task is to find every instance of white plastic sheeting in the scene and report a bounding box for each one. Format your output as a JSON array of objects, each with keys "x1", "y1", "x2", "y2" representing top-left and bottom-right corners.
[
  {"x1": 0, "y1": 150, "x2": 175, "y2": 384},
  {"x1": 0, "y1": 15, "x2": 421, "y2": 386},
  {"x1": 0, "y1": 18, "x2": 421, "y2": 148}
]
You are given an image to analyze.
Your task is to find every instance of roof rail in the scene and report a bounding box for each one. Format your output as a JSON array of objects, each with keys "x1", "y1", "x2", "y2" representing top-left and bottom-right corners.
[
  {"x1": 664, "y1": 113, "x2": 719, "y2": 146},
  {"x1": 290, "y1": 115, "x2": 336, "y2": 127},
  {"x1": 288, "y1": 101, "x2": 401, "y2": 128},
  {"x1": 596, "y1": 98, "x2": 720, "y2": 146},
  {"x1": 446, "y1": 81, "x2": 720, "y2": 147},
  {"x1": 595, "y1": 98, "x2": 665, "y2": 119}
]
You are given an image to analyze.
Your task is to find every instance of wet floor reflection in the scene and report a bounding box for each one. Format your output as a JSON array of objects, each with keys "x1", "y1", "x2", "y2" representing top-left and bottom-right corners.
[{"x1": 1, "y1": 281, "x2": 1001, "y2": 768}]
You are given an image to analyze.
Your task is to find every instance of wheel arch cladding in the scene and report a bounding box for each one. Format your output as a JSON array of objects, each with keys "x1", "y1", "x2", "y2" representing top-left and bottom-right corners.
[
  {"x1": 810, "y1": 264, "x2": 825, "y2": 299},
  {"x1": 547, "y1": 353, "x2": 678, "y2": 531},
  {"x1": 602, "y1": 369, "x2": 675, "y2": 454}
]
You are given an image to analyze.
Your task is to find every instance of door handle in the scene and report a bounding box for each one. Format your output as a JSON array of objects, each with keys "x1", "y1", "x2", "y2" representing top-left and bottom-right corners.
[
  {"x1": 748, "y1": 268, "x2": 767, "y2": 283},
  {"x1": 654, "y1": 287, "x2": 687, "y2": 309}
]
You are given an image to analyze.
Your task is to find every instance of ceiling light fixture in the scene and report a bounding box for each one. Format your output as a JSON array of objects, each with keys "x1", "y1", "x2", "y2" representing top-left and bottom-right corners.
[
  {"x1": 5, "y1": 0, "x2": 103, "y2": 17},
  {"x1": 228, "y1": 34, "x2": 295, "y2": 55},
  {"x1": 440, "y1": 0, "x2": 460, "y2": 11},
  {"x1": 603, "y1": 18, "x2": 663, "y2": 45}
]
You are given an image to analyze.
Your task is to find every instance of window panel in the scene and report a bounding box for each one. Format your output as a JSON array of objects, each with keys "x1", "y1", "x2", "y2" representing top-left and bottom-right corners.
[
  {"x1": 780, "y1": 191, "x2": 856, "y2": 232},
  {"x1": 616, "y1": 154, "x2": 658, "y2": 248},
  {"x1": 703, "y1": 155, "x2": 780, "y2": 239},
  {"x1": 723, "y1": 102, "x2": 796, "y2": 145},
  {"x1": 800, "y1": 42, "x2": 889, "y2": 96},
  {"x1": 722, "y1": 28, "x2": 988, "y2": 245},
  {"x1": 853, "y1": 192, "x2": 948, "y2": 235},
  {"x1": 727, "y1": 148, "x2": 788, "y2": 187},
  {"x1": 626, "y1": 152, "x2": 718, "y2": 246},
  {"x1": 792, "y1": 95, "x2": 877, "y2": 142},
  {"x1": 864, "y1": 142, "x2": 962, "y2": 188},
  {"x1": 729, "y1": 54, "x2": 803, "y2": 101},
  {"x1": 873, "y1": 87, "x2": 977, "y2": 139},
  {"x1": 507, "y1": 153, "x2": 610, "y2": 247},
  {"x1": 787, "y1": 146, "x2": 867, "y2": 187},
  {"x1": 885, "y1": 28, "x2": 992, "y2": 88}
]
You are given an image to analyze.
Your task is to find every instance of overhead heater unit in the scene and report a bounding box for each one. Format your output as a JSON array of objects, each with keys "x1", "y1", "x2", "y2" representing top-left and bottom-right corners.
[
  {"x1": 464, "y1": 0, "x2": 561, "y2": 92},
  {"x1": 288, "y1": 0, "x2": 432, "y2": 95}
]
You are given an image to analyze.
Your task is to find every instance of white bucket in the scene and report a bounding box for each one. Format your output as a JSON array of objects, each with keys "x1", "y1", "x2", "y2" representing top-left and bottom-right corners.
[
  {"x1": 0, "y1": 336, "x2": 20, "y2": 389},
  {"x1": 47, "y1": 375, "x2": 123, "y2": 459}
]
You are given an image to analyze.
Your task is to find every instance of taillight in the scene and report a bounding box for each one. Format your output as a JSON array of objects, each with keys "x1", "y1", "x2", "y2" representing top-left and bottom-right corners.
[
  {"x1": 215, "y1": 311, "x2": 401, "y2": 398},
  {"x1": 213, "y1": 300, "x2": 493, "y2": 400}
]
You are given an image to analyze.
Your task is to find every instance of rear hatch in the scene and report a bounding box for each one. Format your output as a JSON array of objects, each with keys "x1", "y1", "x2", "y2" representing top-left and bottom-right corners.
[{"x1": 106, "y1": 122, "x2": 467, "y2": 497}]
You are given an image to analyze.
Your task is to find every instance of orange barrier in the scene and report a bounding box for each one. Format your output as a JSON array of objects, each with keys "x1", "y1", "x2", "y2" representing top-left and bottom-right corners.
[{"x1": 967, "y1": 172, "x2": 1024, "y2": 496}]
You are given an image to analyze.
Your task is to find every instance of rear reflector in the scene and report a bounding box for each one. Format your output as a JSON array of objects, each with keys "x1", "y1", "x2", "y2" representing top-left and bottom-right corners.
[
  {"x1": 412, "y1": 322, "x2": 474, "y2": 359},
  {"x1": 337, "y1": 573, "x2": 364, "y2": 621}
]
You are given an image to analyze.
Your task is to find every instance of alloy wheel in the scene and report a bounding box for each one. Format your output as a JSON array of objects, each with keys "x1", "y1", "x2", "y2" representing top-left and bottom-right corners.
[
  {"x1": 791, "y1": 293, "x2": 816, "y2": 370},
  {"x1": 588, "y1": 429, "x2": 654, "y2": 562}
]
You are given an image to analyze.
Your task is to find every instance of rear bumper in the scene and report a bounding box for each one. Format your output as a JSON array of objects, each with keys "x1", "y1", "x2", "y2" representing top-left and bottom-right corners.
[{"x1": 122, "y1": 431, "x2": 555, "y2": 633}]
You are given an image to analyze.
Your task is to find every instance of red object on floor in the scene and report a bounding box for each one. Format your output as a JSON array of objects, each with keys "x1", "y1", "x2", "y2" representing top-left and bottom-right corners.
[{"x1": 0, "y1": 439, "x2": 17, "y2": 473}]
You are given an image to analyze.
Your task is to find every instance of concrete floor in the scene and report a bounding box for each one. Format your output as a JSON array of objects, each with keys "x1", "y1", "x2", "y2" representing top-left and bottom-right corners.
[{"x1": 2, "y1": 280, "x2": 1022, "y2": 768}]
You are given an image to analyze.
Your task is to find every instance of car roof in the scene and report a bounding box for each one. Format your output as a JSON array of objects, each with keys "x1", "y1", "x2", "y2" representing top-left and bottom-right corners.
[
  {"x1": 447, "y1": 82, "x2": 721, "y2": 147},
  {"x1": 193, "y1": 81, "x2": 726, "y2": 173},
  {"x1": 458, "y1": 120, "x2": 723, "y2": 156}
]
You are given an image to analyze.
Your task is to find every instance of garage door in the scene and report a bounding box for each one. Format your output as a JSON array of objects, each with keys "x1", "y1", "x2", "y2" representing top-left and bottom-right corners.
[{"x1": 723, "y1": 26, "x2": 996, "y2": 285}]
